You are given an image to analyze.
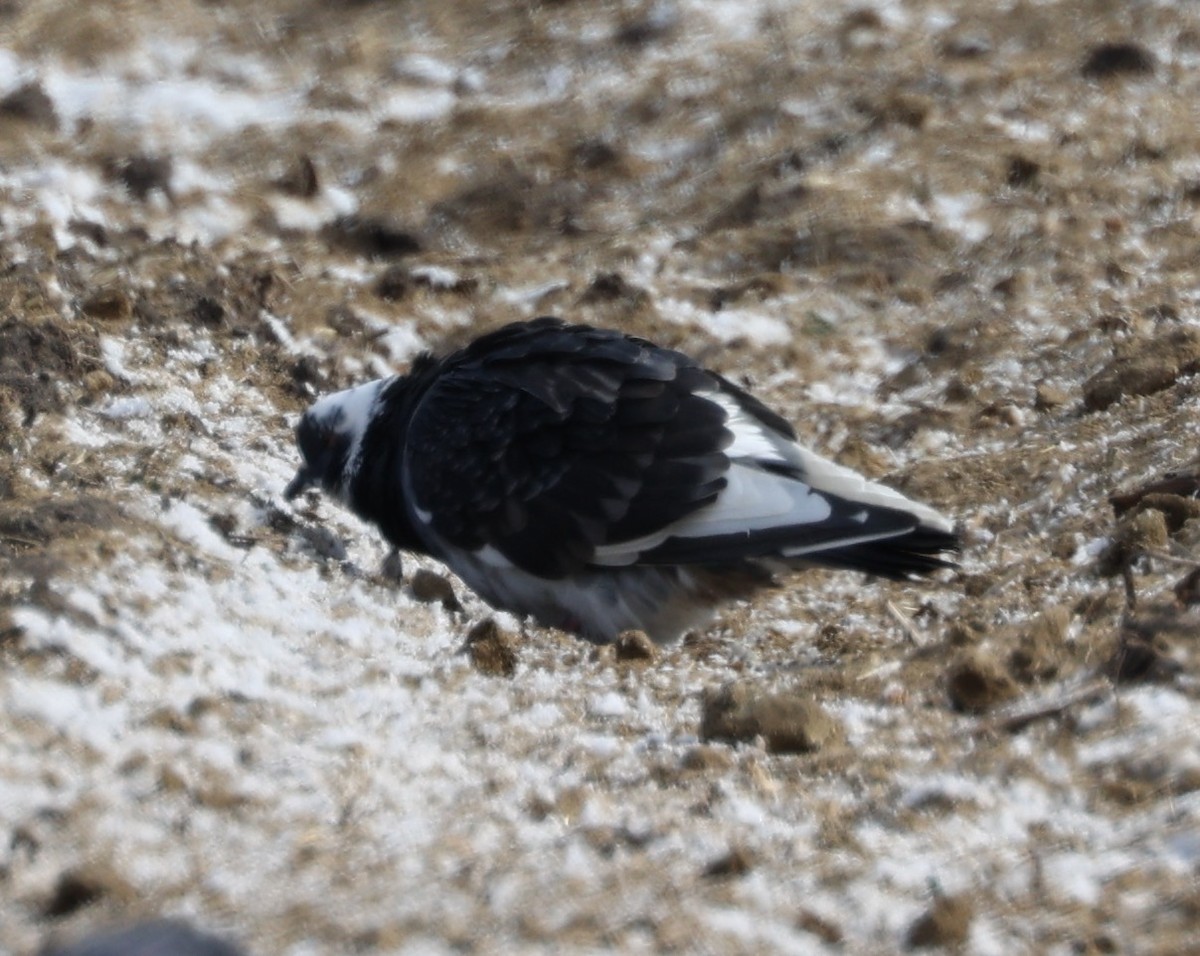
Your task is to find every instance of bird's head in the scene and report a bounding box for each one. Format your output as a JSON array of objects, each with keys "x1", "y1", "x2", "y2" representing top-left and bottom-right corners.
[{"x1": 285, "y1": 378, "x2": 389, "y2": 504}]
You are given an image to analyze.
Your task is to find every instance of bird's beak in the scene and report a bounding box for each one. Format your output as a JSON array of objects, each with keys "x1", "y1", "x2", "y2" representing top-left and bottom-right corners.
[{"x1": 284, "y1": 466, "x2": 315, "y2": 501}]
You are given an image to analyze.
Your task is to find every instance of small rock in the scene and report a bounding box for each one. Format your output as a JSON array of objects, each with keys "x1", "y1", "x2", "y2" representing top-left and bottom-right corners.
[
  {"x1": 379, "y1": 549, "x2": 404, "y2": 584},
  {"x1": 579, "y1": 271, "x2": 644, "y2": 304},
  {"x1": 322, "y1": 215, "x2": 421, "y2": 259},
  {"x1": 703, "y1": 845, "x2": 754, "y2": 879},
  {"x1": 78, "y1": 288, "x2": 133, "y2": 322},
  {"x1": 107, "y1": 154, "x2": 173, "y2": 201},
  {"x1": 273, "y1": 154, "x2": 319, "y2": 198},
  {"x1": 374, "y1": 265, "x2": 410, "y2": 301},
  {"x1": 39, "y1": 864, "x2": 136, "y2": 920},
  {"x1": 796, "y1": 908, "x2": 844, "y2": 945},
  {"x1": 191, "y1": 295, "x2": 226, "y2": 329},
  {"x1": 679, "y1": 745, "x2": 734, "y2": 773},
  {"x1": 82, "y1": 370, "x2": 117, "y2": 398},
  {"x1": 1111, "y1": 472, "x2": 1200, "y2": 516},
  {"x1": 614, "y1": 629, "x2": 656, "y2": 662},
  {"x1": 1034, "y1": 382, "x2": 1068, "y2": 411},
  {"x1": 1005, "y1": 154, "x2": 1040, "y2": 188},
  {"x1": 1082, "y1": 42, "x2": 1155, "y2": 79},
  {"x1": 945, "y1": 650, "x2": 1017, "y2": 713},
  {"x1": 410, "y1": 568, "x2": 461, "y2": 611},
  {"x1": 572, "y1": 137, "x2": 621, "y2": 171},
  {"x1": 1, "y1": 80, "x2": 58, "y2": 128},
  {"x1": 1129, "y1": 493, "x2": 1200, "y2": 534},
  {"x1": 464, "y1": 618, "x2": 517, "y2": 677},
  {"x1": 905, "y1": 894, "x2": 973, "y2": 949},
  {"x1": 700, "y1": 682, "x2": 840, "y2": 754}
]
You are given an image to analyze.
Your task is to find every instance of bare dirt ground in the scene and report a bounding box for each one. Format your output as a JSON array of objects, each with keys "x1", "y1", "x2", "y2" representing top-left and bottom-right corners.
[{"x1": 1, "y1": 1, "x2": 1198, "y2": 953}]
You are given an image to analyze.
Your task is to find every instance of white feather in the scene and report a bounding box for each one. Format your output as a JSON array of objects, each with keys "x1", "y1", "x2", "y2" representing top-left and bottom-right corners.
[
  {"x1": 592, "y1": 463, "x2": 833, "y2": 566},
  {"x1": 308, "y1": 377, "x2": 391, "y2": 501},
  {"x1": 714, "y1": 391, "x2": 954, "y2": 534},
  {"x1": 709, "y1": 392, "x2": 799, "y2": 465},
  {"x1": 789, "y1": 445, "x2": 954, "y2": 533}
]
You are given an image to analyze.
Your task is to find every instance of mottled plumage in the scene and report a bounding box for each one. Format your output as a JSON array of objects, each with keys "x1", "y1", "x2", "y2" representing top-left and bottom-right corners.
[{"x1": 286, "y1": 317, "x2": 958, "y2": 642}]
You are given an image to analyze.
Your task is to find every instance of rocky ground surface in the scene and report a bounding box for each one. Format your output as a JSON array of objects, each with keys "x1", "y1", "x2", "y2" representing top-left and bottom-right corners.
[{"x1": 1, "y1": 1, "x2": 1198, "y2": 953}]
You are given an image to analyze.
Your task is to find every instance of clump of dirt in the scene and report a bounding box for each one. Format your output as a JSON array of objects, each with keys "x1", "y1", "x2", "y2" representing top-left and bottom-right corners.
[
  {"x1": 1097, "y1": 508, "x2": 1169, "y2": 578},
  {"x1": 464, "y1": 618, "x2": 518, "y2": 678},
  {"x1": 702, "y1": 845, "x2": 755, "y2": 879},
  {"x1": 613, "y1": 629, "x2": 656, "y2": 663},
  {"x1": 0, "y1": 313, "x2": 101, "y2": 422},
  {"x1": 700, "y1": 681, "x2": 841, "y2": 754},
  {"x1": 945, "y1": 650, "x2": 1018, "y2": 713},
  {"x1": 37, "y1": 863, "x2": 137, "y2": 921},
  {"x1": 0, "y1": 81, "x2": 58, "y2": 129},
  {"x1": 0, "y1": 495, "x2": 124, "y2": 565},
  {"x1": 1083, "y1": 327, "x2": 1200, "y2": 411},
  {"x1": 1008, "y1": 605, "x2": 1072, "y2": 684},
  {"x1": 905, "y1": 894, "x2": 973, "y2": 949},
  {"x1": 1081, "y1": 41, "x2": 1156, "y2": 79},
  {"x1": 410, "y1": 568, "x2": 461, "y2": 611}
]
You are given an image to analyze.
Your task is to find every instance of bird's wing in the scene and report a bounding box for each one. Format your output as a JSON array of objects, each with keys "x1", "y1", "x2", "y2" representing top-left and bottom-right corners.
[
  {"x1": 589, "y1": 385, "x2": 953, "y2": 574},
  {"x1": 404, "y1": 318, "x2": 956, "y2": 581},
  {"x1": 402, "y1": 320, "x2": 736, "y2": 578}
]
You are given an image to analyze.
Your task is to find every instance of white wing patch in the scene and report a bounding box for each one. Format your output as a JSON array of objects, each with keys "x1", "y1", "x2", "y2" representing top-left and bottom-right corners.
[
  {"x1": 789, "y1": 445, "x2": 954, "y2": 533},
  {"x1": 592, "y1": 389, "x2": 953, "y2": 567},
  {"x1": 592, "y1": 463, "x2": 833, "y2": 566},
  {"x1": 709, "y1": 392, "x2": 802, "y2": 467}
]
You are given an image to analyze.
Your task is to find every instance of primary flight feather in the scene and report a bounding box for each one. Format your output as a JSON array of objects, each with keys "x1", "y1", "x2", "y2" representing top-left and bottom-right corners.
[{"x1": 286, "y1": 317, "x2": 958, "y2": 642}]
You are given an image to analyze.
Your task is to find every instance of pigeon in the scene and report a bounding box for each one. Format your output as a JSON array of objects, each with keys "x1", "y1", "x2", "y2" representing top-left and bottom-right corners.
[{"x1": 286, "y1": 317, "x2": 958, "y2": 642}]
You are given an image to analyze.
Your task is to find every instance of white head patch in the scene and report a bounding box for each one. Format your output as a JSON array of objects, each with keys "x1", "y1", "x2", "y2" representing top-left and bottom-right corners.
[{"x1": 310, "y1": 377, "x2": 390, "y2": 499}]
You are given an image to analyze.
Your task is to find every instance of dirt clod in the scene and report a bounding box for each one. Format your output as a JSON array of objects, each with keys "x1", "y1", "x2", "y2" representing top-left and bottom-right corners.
[
  {"x1": 322, "y1": 215, "x2": 422, "y2": 259},
  {"x1": 78, "y1": 287, "x2": 134, "y2": 322},
  {"x1": 1034, "y1": 382, "x2": 1068, "y2": 410},
  {"x1": 273, "y1": 154, "x2": 320, "y2": 198},
  {"x1": 39, "y1": 864, "x2": 135, "y2": 920},
  {"x1": 1082, "y1": 328, "x2": 1200, "y2": 411},
  {"x1": 1097, "y1": 508, "x2": 1169, "y2": 577},
  {"x1": 796, "y1": 908, "x2": 844, "y2": 945},
  {"x1": 0, "y1": 81, "x2": 58, "y2": 128},
  {"x1": 700, "y1": 682, "x2": 839, "y2": 754},
  {"x1": 946, "y1": 650, "x2": 1017, "y2": 713},
  {"x1": 905, "y1": 894, "x2": 973, "y2": 949},
  {"x1": 379, "y1": 549, "x2": 405, "y2": 584},
  {"x1": 0, "y1": 315, "x2": 101, "y2": 419},
  {"x1": 614, "y1": 629, "x2": 656, "y2": 663},
  {"x1": 702, "y1": 845, "x2": 754, "y2": 879},
  {"x1": 410, "y1": 568, "x2": 461, "y2": 611},
  {"x1": 106, "y1": 154, "x2": 173, "y2": 201},
  {"x1": 464, "y1": 618, "x2": 518, "y2": 677},
  {"x1": 1082, "y1": 42, "x2": 1156, "y2": 79},
  {"x1": 1009, "y1": 605, "x2": 1072, "y2": 683}
]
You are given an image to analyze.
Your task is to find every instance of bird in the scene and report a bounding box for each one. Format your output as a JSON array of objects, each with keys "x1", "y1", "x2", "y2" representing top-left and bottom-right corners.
[{"x1": 285, "y1": 317, "x2": 958, "y2": 643}]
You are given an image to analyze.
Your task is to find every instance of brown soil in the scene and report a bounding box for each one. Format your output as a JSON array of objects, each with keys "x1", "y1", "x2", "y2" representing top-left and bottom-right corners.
[{"x1": 3, "y1": 2, "x2": 1199, "y2": 954}]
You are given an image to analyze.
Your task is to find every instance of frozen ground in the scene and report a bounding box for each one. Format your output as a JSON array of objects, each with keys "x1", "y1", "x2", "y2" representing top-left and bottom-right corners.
[{"x1": 1, "y1": 1, "x2": 1198, "y2": 953}]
